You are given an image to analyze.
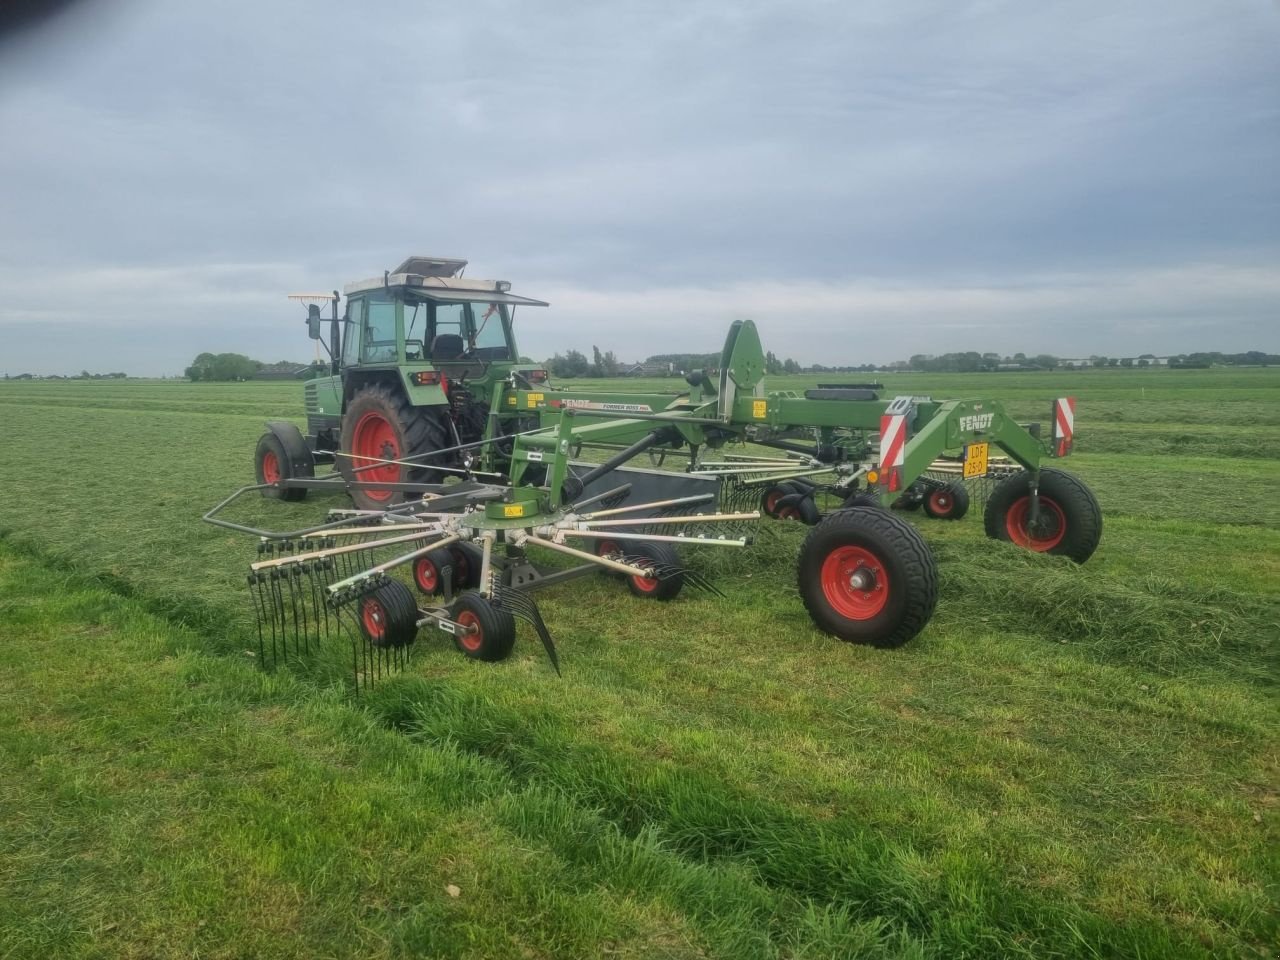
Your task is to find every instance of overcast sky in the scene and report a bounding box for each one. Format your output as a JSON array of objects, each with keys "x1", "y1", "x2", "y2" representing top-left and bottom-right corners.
[{"x1": 1, "y1": 0, "x2": 1276, "y2": 375}]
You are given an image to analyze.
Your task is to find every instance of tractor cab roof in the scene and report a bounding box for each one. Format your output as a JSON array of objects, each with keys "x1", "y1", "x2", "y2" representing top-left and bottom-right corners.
[{"x1": 344, "y1": 255, "x2": 549, "y2": 308}]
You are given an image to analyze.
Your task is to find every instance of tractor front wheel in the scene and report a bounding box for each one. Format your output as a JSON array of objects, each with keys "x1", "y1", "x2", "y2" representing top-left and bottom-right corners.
[
  {"x1": 339, "y1": 383, "x2": 449, "y2": 510},
  {"x1": 798, "y1": 507, "x2": 939, "y2": 648},
  {"x1": 984, "y1": 468, "x2": 1102, "y2": 563},
  {"x1": 255, "y1": 433, "x2": 308, "y2": 501},
  {"x1": 922, "y1": 481, "x2": 969, "y2": 520}
]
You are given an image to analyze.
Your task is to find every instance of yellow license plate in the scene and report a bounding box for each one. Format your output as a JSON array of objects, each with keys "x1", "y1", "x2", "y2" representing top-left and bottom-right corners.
[{"x1": 963, "y1": 442, "x2": 989, "y2": 479}]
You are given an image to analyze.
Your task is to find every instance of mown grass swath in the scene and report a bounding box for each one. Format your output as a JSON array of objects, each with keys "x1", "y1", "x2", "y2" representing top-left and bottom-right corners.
[{"x1": 0, "y1": 368, "x2": 1276, "y2": 959}]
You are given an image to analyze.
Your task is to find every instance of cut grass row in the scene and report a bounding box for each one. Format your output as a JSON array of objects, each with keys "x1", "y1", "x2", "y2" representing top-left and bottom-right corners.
[{"x1": 0, "y1": 373, "x2": 1276, "y2": 957}]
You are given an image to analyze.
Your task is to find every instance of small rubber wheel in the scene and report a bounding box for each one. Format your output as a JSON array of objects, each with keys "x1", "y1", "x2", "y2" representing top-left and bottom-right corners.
[
  {"x1": 623, "y1": 541, "x2": 684, "y2": 601},
  {"x1": 451, "y1": 593, "x2": 517, "y2": 662},
  {"x1": 776, "y1": 492, "x2": 821, "y2": 525},
  {"x1": 255, "y1": 433, "x2": 307, "y2": 502},
  {"x1": 842, "y1": 489, "x2": 883, "y2": 510},
  {"x1": 357, "y1": 580, "x2": 420, "y2": 649},
  {"x1": 412, "y1": 547, "x2": 458, "y2": 596},
  {"x1": 450, "y1": 543, "x2": 484, "y2": 590},
  {"x1": 798, "y1": 507, "x2": 939, "y2": 648},
  {"x1": 922, "y1": 482, "x2": 970, "y2": 520},
  {"x1": 984, "y1": 468, "x2": 1102, "y2": 563},
  {"x1": 760, "y1": 481, "x2": 802, "y2": 517}
]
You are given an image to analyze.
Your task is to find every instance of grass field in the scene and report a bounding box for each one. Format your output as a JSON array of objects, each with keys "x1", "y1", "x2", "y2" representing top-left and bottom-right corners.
[{"x1": 0, "y1": 368, "x2": 1276, "y2": 958}]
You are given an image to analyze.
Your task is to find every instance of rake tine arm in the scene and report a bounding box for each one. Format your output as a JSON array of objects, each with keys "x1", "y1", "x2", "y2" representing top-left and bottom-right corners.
[
  {"x1": 252, "y1": 527, "x2": 446, "y2": 571},
  {"x1": 580, "y1": 492, "x2": 717, "y2": 519},
  {"x1": 326, "y1": 534, "x2": 462, "y2": 594},
  {"x1": 582, "y1": 512, "x2": 759, "y2": 529},
  {"x1": 561, "y1": 529, "x2": 749, "y2": 548},
  {"x1": 517, "y1": 533, "x2": 655, "y2": 578}
]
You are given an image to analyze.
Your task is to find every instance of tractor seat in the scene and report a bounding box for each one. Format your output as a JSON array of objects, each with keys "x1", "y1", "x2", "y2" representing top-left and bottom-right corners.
[{"x1": 430, "y1": 334, "x2": 465, "y2": 361}]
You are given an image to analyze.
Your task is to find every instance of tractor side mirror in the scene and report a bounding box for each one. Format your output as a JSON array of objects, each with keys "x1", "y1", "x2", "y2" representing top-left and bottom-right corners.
[{"x1": 306, "y1": 304, "x2": 323, "y2": 340}]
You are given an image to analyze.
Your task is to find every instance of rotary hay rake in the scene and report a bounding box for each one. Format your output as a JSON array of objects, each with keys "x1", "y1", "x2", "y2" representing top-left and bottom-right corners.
[{"x1": 207, "y1": 437, "x2": 757, "y2": 690}]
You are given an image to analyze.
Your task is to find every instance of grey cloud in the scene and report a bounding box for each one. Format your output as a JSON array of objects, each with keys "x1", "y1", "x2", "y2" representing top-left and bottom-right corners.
[{"x1": 0, "y1": 0, "x2": 1276, "y2": 374}]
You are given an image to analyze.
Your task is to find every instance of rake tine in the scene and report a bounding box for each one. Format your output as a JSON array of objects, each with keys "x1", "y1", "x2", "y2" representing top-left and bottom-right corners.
[{"x1": 496, "y1": 588, "x2": 561, "y2": 676}]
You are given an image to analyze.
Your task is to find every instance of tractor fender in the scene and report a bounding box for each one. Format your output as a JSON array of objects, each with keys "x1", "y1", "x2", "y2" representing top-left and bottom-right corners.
[
  {"x1": 265, "y1": 421, "x2": 315, "y2": 479},
  {"x1": 396, "y1": 369, "x2": 451, "y2": 408}
]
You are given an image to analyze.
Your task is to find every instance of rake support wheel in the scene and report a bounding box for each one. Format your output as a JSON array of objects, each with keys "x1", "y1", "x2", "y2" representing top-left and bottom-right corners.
[
  {"x1": 984, "y1": 468, "x2": 1102, "y2": 563},
  {"x1": 776, "y1": 492, "x2": 821, "y2": 525},
  {"x1": 255, "y1": 432, "x2": 308, "y2": 501},
  {"x1": 798, "y1": 507, "x2": 938, "y2": 648},
  {"x1": 451, "y1": 593, "x2": 517, "y2": 662},
  {"x1": 922, "y1": 481, "x2": 969, "y2": 520},
  {"x1": 357, "y1": 579, "x2": 420, "y2": 649},
  {"x1": 339, "y1": 382, "x2": 449, "y2": 510},
  {"x1": 623, "y1": 541, "x2": 685, "y2": 601}
]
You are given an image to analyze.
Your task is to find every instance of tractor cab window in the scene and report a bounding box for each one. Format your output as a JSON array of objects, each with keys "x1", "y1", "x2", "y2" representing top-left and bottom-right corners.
[
  {"x1": 342, "y1": 298, "x2": 363, "y2": 367},
  {"x1": 468, "y1": 302, "x2": 511, "y2": 359},
  {"x1": 428, "y1": 303, "x2": 467, "y2": 361},
  {"x1": 361, "y1": 299, "x2": 397, "y2": 364}
]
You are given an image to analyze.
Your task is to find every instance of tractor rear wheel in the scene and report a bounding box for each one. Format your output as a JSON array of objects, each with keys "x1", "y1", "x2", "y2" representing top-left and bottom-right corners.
[
  {"x1": 922, "y1": 481, "x2": 969, "y2": 520},
  {"x1": 255, "y1": 433, "x2": 308, "y2": 501},
  {"x1": 339, "y1": 383, "x2": 449, "y2": 511},
  {"x1": 451, "y1": 593, "x2": 517, "y2": 662},
  {"x1": 798, "y1": 507, "x2": 939, "y2": 648},
  {"x1": 984, "y1": 468, "x2": 1102, "y2": 563}
]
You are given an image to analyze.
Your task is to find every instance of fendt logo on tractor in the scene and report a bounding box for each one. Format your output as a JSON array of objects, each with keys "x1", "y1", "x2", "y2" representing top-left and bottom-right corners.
[{"x1": 958, "y1": 413, "x2": 994, "y2": 432}]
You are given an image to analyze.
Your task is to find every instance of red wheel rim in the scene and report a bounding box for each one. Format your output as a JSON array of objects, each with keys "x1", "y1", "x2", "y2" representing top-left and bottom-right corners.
[
  {"x1": 927, "y1": 490, "x2": 952, "y2": 515},
  {"x1": 1005, "y1": 496, "x2": 1067, "y2": 551},
  {"x1": 456, "y1": 610, "x2": 482, "y2": 652},
  {"x1": 361, "y1": 597, "x2": 387, "y2": 640},
  {"x1": 631, "y1": 568, "x2": 660, "y2": 593},
  {"x1": 778, "y1": 506, "x2": 800, "y2": 521},
  {"x1": 261, "y1": 449, "x2": 281, "y2": 484},
  {"x1": 595, "y1": 539, "x2": 622, "y2": 558},
  {"x1": 820, "y1": 545, "x2": 890, "y2": 620},
  {"x1": 414, "y1": 556, "x2": 439, "y2": 593},
  {"x1": 350, "y1": 411, "x2": 400, "y2": 502},
  {"x1": 764, "y1": 490, "x2": 784, "y2": 513}
]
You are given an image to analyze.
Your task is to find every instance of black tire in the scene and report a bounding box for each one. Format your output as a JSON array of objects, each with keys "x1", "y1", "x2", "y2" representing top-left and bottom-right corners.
[
  {"x1": 922, "y1": 481, "x2": 970, "y2": 521},
  {"x1": 451, "y1": 592, "x2": 517, "y2": 662},
  {"x1": 339, "y1": 382, "x2": 450, "y2": 510},
  {"x1": 450, "y1": 542, "x2": 484, "y2": 590},
  {"x1": 842, "y1": 488, "x2": 883, "y2": 510},
  {"x1": 983, "y1": 468, "x2": 1102, "y2": 563},
  {"x1": 255, "y1": 432, "x2": 307, "y2": 502},
  {"x1": 776, "y1": 492, "x2": 821, "y2": 525},
  {"x1": 760, "y1": 483, "x2": 800, "y2": 518},
  {"x1": 357, "y1": 579, "x2": 420, "y2": 649},
  {"x1": 798, "y1": 507, "x2": 939, "y2": 648},
  {"x1": 623, "y1": 541, "x2": 684, "y2": 601},
  {"x1": 412, "y1": 547, "x2": 458, "y2": 596}
]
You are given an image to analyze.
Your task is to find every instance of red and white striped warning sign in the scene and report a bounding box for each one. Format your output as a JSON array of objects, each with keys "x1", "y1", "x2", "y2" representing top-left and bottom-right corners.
[
  {"x1": 1052, "y1": 397, "x2": 1075, "y2": 456},
  {"x1": 879, "y1": 413, "x2": 907, "y2": 491}
]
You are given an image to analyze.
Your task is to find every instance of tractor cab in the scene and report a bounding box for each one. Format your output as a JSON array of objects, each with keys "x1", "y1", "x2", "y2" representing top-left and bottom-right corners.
[
  {"x1": 294, "y1": 257, "x2": 550, "y2": 498},
  {"x1": 336, "y1": 256, "x2": 547, "y2": 376}
]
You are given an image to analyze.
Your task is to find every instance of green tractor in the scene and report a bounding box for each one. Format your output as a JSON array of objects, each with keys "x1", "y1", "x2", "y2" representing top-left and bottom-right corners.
[{"x1": 259, "y1": 256, "x2": 554, "y2": 510}]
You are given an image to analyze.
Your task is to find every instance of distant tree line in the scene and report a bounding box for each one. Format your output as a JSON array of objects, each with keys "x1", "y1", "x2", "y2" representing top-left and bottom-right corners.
[
  {"x1": 3, "y1": 371, "x2": 128, "y2": 380},
  {"x1": 184, "y1": 352, "x2": 315, "y2": 381}
]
